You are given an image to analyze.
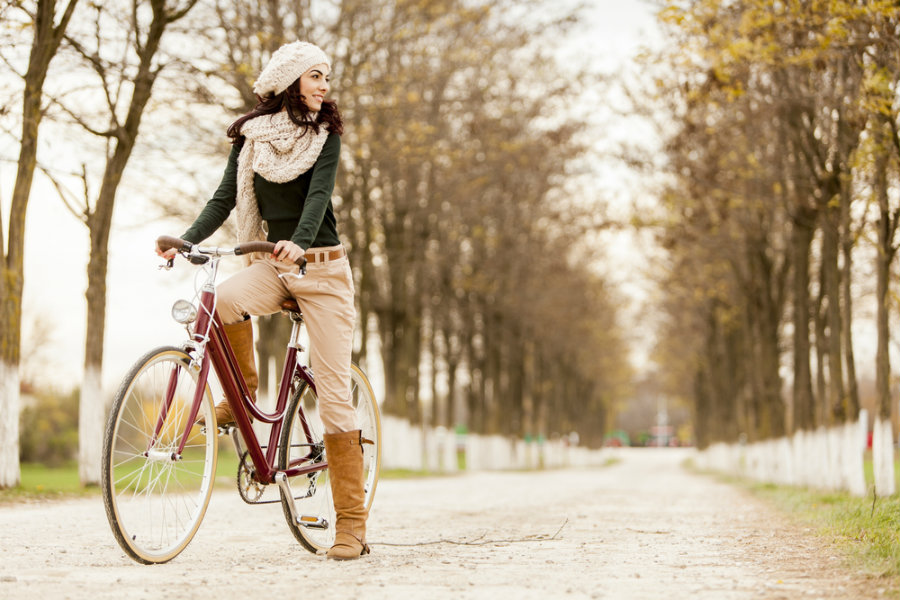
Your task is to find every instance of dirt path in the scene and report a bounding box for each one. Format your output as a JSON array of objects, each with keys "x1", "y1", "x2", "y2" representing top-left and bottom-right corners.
[{"x1": 0, "y1": 448, "x2": 892, "y2": 599}]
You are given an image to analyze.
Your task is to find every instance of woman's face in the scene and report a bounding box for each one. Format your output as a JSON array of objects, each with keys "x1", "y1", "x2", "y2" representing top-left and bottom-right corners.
[{"x1": 299, "y1": 64, "x2": 330, "y2": 112}]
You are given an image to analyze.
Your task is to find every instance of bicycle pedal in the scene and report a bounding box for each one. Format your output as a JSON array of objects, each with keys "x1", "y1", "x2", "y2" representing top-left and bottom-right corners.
[
  {"x1": 217, "y1": 425, "x2": 235, "y2": 436},
  {"x1": 298, "y1": 515, "x2": 329, "y2": 530}
]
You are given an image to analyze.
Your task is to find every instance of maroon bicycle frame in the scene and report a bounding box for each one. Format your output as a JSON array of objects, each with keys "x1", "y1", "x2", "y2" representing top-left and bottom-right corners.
[{"x1": 157, "y1": 283, "x2": 324, "y2": 485}]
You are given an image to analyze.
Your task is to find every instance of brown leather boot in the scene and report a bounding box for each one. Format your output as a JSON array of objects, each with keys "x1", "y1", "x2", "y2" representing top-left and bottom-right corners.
[
  {"x1": 198, "y1": 318, "x2": 258, "y2": 427},
  {"x1": 324, "y1": 430, "x2": 370, "y2": 560}
]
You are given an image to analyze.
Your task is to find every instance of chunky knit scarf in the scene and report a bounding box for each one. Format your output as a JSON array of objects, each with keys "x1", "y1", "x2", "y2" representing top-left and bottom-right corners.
[{"x1": 236, "y1": 110, "x2": 330, "y2": 243}]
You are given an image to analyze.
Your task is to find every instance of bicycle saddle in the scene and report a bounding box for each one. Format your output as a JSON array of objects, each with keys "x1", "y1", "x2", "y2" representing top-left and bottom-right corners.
[{"x1": 281, "y1": 299, "x2": 302, "y2": 315}]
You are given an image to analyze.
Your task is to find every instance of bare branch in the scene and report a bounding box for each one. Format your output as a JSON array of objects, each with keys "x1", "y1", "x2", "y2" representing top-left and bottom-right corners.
[
  {"x1": 63, "y1": 28, "x2": 119, "y2": 124},
  {"x1": 166, "y1": 0, "x2": 199, "y2": 23},
  {"x1": 35, "y1": 162, "x2": 89, "y2": 224},
  {"x1": 43, "y1": 92, "x2": 118, "y2": 138},
  {"x1": 0, "y1": 50, "x2": 24, "y2": 79}
]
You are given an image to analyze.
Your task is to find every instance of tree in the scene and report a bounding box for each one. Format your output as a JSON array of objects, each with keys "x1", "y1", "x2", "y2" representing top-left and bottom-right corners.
[
  {"x1": 865, "y1": 7, "x2": 900, "y2": 496},
  {"x1": 0, "y1": 0, "x2": 79, "y2": 488},
  {"x1": 651, "y1": 0, "x2": 879, "y2": 454},
  {"x1": 53, "y1": 0, "x2": 198, "y2": 484},
  {"x1": 163, "y1": 0, "x2": 633, "y2": 446}
]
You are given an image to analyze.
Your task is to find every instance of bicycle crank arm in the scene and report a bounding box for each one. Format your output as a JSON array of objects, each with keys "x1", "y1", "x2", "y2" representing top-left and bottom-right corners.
[
  {"x1": 275, "y1": 472, "x2": 300, "y2": 525},
  {"x1": 274, "y1": 472, "x2": 328, "y2": 527}
]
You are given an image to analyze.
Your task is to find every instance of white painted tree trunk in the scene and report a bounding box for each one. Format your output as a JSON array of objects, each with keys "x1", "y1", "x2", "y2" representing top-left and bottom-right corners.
[
  {"x1": 842, "y1": 420, "x2": 866, "y2": 497},
  {"x1": 824, "y1": 426, "x2": 842, "y2": 491},
  {"x1": 777, "y1": 438, "x2": 793, "y2": 485},
  {"x1": 78, "y1": 366, "x2": 105, "y2": 485},
  {"x1": 872, "y1": 416, "x2": 896, "y2": 497},
  {"x1": 800, "y1": 428, "x2": 816, "y2": 487},
  {"x1": 0, "y1": 361, "x2": 21, "y2": 488},
  {"x1": 812, "y1": 426, "x2": 829, "y2": 490},
  {"x1": 790, "y1": 430, "x2": 803, "y2": 486}
]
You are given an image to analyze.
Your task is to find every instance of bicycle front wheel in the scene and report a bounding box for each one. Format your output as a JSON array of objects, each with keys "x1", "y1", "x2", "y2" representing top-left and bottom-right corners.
[
  {"x1": 101, "y1": 346, "x2": 218, "y2": 564},
  {"x1": 278, "y1": 363, "x2": 381, "y2": 553}
]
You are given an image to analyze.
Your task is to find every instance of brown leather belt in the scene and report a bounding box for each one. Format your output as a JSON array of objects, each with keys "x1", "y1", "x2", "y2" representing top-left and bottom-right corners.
[{"x1": 305, "y1": 247, "x2": 346, "y2": 263}]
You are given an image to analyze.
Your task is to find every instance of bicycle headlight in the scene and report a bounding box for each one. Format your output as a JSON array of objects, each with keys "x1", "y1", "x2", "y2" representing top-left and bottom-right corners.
[{"x1": 171, "y1": 299, "x2": 197, "y2": 324}]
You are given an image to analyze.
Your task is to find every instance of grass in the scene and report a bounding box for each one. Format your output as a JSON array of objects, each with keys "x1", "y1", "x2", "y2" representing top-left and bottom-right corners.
[
  {"x1": 862, "y1": 450, "x2": 900, "y2": 488},
  {"x1": 0, "y1": 445, "x2": 444, "y2": 503},
  {"x1": 690, "y1": 451, "x2": 900, "y2": 584},
  {"x1": 0, "y1": 462, "x2": 98, "y2": 502},
  {"x1": 747, "y1": 481, "x2": 900, "y2": 580}
]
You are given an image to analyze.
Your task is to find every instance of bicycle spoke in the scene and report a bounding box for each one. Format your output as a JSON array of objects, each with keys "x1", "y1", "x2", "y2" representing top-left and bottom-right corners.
[
  {"x1": 102, "y1": 349, "x2": 217, "y2": 564},
  {"x1": 277, "y1": 365, "x2": 380, "y2": 554}
]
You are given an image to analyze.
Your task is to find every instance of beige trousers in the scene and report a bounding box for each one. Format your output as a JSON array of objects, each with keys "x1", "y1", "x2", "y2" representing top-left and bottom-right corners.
[{"x1": 217, "y1": 246, "x2": 357, "y2": 433}]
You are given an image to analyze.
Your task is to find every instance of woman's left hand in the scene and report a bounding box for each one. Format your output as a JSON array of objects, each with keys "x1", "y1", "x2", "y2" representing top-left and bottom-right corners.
[{"x1": 273, "y1": 240, "x2": 306, "y2": 264}]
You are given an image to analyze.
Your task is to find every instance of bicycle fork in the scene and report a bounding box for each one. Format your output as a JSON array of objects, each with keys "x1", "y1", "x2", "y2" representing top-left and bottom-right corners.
[{"x1": 145, "y1": 354, "x2": 210, "y2": 461}]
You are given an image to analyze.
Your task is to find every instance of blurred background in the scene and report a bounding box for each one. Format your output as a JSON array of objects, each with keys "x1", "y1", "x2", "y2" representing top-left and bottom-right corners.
[{"x1": 1, "y1": 0, "x2": 899, "y2": 492}]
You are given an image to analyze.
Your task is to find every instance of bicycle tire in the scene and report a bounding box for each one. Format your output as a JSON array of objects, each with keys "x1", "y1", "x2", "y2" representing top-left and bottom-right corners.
[
  {"x1": 101, "y1": 346, "x2": 218, "y2": 564},
  {"x1": 277, "y1": 363, "x2": 381, "y2": 553}
]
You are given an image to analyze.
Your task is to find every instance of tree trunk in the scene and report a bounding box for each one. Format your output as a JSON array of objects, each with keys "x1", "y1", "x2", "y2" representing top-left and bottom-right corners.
[
  {"x1": 256, "y1": 315, "x2": 290, "y2": 399},
  {"x1": 813, "y1": 257, "x2": 828, "y2": 426},
  {"x1": 404, "y1": 300, "x2": 422, "y2": 424},
  {"x1": 839, "y1": 186, "x2": 860, "y2": 420},
  {"x1": 790, "y1": 210, "x2": 816, "y2": 432},
  {"x1": 821, "y1": 191, "x2": 845, "y2": 424},
  {"x1": 874, "y1": 144, "x2": 897, "y2": 496}
]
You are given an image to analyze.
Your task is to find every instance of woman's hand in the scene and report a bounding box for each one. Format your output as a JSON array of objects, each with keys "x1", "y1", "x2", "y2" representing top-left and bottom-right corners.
[
  {"x1": 273, "y1": 240, "x2": 305, "y2": 264},
  {"x1": 156, "y1": 240, "x2": 177, "y2": 260}
]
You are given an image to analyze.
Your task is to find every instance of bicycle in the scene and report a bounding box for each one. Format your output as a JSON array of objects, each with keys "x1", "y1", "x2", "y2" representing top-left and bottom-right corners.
[{"x1": 100, "y1": 235, "x2": 381, "y2": 564}]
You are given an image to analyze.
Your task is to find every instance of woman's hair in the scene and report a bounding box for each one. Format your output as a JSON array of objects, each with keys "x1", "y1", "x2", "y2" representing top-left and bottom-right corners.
[{"x1": 227, "y1": 77, "x2": 343, "y2": 142}]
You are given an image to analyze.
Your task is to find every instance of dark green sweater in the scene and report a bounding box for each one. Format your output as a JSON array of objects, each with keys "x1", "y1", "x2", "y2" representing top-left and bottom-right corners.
[{"x1": 182, "y1": 132, "x2": 341, "y2": 250}]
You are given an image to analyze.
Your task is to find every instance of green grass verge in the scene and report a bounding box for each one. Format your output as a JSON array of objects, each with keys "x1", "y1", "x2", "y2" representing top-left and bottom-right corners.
[
  {"x1": 691, "y1": 453, "x2": 900, "y2": 583},
  {"x1": 746, "y1": 482, "x2": 900, "y2": 580},
  {"x1": 862, "y1": 450, "x2": 900, "y2": 487},
  {"x1": 0, "y1": 462, "x2": 98, "y2": 502},
  {"x1": 1, "y1": 447, "x2": 451, "y2": 503}
]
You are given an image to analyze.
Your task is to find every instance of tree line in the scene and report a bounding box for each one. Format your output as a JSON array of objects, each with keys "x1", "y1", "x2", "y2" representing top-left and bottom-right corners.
[
  {"x1": 0, "y1": 0, "x2": 630, "y2": 487},
  {"x1": 647, "y1": 0, "x2": 900, "y2": 449}
]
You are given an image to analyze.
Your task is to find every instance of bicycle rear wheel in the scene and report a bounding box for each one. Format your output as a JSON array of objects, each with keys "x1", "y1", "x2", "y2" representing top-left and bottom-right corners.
[
  {"x1": 101, "y1": 346, "x2": 217, "y2": 564},
  {"x1": 278, "y1": 363, "x2": 381, "y2": 553}
]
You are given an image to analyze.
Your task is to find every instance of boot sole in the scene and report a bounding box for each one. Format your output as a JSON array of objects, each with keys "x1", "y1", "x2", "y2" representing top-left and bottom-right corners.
[{"x1": 326, "y1": 544, "x2": 370, "y2": 560}]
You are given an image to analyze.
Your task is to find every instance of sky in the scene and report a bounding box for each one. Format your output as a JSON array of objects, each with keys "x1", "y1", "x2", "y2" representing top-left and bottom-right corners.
[{"x1": 6, "y1": 0, "x2": 665, "y2": 394}]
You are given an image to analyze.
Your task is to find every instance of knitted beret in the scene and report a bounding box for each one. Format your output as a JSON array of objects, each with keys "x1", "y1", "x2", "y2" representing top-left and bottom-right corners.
[{"x1": 253, "y1": 41, "x2": 331, "y2": 97}]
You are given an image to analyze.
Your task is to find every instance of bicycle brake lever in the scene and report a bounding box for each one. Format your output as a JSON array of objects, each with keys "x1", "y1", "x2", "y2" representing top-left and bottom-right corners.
[
  {"x1": 277, "y1": 271, "x2": 306, "y2": 281},
  {"x1": 277, "y1": 262, "x2": 307, "y2": 281},
  {"x1": 159, "y1": 258, "x2": 175, "y2": 270}
]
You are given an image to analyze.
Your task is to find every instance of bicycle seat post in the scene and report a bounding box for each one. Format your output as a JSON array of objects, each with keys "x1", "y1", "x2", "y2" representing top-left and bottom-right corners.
[
  {"x1": 288, "y1": 315, "x2": 306, "y2": 353},
  {"x1": 280, "y1": 300, "x2": 306, "y2": 353}
]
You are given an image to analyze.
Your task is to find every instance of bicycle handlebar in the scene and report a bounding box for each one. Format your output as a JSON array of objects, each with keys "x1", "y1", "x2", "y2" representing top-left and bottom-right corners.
[{"x1": 157, "y1": 235, "x2": 307, "y2": 267}]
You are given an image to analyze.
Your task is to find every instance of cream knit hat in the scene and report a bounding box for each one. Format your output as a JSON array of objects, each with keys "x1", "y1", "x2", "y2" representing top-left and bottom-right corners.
[{"x1": 253, "y1": 41, "x2": 331, "y2": 97}]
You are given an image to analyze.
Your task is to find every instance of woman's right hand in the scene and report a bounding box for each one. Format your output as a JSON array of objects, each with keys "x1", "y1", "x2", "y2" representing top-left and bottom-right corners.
[{"x1": 155, "y1": 240, "x2": 178, "y2": 260}]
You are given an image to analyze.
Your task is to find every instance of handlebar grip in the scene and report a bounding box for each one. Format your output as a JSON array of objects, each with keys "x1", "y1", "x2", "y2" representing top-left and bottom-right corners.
[
  {"x1": 235, "y1": 241, "x2": 307, "y2": 268},
  {"x1": 234, "y1": 241, "x2": 276, "y2": 255},
  {"x1": 157, "y1": 235, "x2": 192, "y2": 253}
]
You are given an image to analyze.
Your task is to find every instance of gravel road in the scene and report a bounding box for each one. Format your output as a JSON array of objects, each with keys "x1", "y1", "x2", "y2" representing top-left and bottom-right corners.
[{"x1": 0, "y1": 448, "x2": 891, "y2": 599}]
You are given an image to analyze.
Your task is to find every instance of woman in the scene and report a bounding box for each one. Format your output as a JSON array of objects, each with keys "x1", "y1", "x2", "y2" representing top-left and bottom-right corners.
[{"x1": 156, "y1": 41, "x2": 368, "y2": 561}]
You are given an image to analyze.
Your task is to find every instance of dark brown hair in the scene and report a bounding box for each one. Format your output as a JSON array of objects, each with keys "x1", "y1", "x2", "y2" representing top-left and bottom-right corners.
[{"x1": 227, "y1": 77, "x2": 343, "y2": 142}]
